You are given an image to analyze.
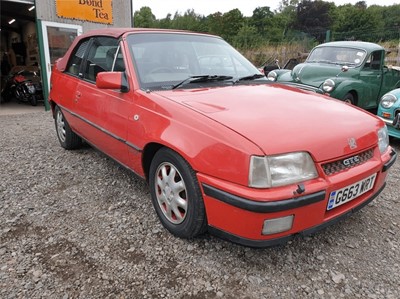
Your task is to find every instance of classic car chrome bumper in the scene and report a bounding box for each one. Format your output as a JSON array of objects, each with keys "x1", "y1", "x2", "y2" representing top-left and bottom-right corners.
[
  {"x1": 378, "y1": 115, "x2": 400, "y2": 129},
  {"x1": 275, "y1": 82, "x2": 323, "y2": 94}
]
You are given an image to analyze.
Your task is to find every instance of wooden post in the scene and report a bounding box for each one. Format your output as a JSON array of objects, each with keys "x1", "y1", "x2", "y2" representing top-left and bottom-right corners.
[{"x1": 397, "y1": 42, "x2": 400, "y2": 66}]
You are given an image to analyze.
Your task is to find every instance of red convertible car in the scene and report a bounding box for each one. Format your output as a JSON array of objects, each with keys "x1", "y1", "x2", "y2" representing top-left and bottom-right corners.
[{"x1": 49, "y1": 28, "x2": 397, "y2": 247}]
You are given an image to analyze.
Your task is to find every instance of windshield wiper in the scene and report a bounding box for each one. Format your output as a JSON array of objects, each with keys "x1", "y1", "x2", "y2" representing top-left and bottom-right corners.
[
  {"x1": 171, "y1": 75, "x2": 233, "y2": 90},
  {"x1": 308, "y1": 60, "x2": 329, "y2": 63},
  {"x1": 233, "y1": 73, "x2": 265, "y2": 84}
]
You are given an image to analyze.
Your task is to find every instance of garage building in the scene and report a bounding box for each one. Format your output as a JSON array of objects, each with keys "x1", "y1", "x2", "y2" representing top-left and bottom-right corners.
[{"x1": 1, "y1": 0, "x2": 132, "y2": 109}]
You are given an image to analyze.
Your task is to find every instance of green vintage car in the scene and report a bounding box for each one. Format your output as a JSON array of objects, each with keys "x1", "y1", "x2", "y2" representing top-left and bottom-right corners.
[{"x1": 267, "y1": 41, "x2": 400, "y2": 109}]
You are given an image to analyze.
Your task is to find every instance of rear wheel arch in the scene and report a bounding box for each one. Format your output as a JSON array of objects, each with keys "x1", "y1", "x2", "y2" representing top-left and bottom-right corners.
[
  {"x1": 54, "y1": 105, "x2": 82, "y2": 150},
  {"x1": 49, "y1": 99, "x2": 57, "y2": 117}
]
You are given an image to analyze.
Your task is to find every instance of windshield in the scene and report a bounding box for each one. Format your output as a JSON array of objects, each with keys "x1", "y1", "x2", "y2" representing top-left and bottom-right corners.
[
  {"x1": 307, "y1": 46, "x2": 366, "y2": 67},
  {"x1": 127, "y1": 33, "x2": 263, "y2": 90}
]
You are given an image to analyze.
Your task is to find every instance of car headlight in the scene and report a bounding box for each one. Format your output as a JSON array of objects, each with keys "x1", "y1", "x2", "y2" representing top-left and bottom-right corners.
[
  {"x1": 267, "y1": 71, "x2": 277, "y2": 82},
  {"x1": 380, "y1": 94, "x2": 397, "y2": 109},
  {"x1": 377, "y1": 126, "x2": 389, "y2": 154},
  {"x1": 322, "y1": 79, "x2": 335, "y2": 93},
  {"x1": 249, "y1": 152, "x2": 318, "y2": 188}
]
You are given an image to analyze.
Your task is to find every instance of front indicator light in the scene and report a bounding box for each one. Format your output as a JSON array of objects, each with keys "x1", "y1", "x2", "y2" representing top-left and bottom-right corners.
[
  {"x1": 262, "y1": 215, "x2": 294, "y2": 235},
  {"x1": 382, "y1": 112, "x2": 391, "y2": 118}
]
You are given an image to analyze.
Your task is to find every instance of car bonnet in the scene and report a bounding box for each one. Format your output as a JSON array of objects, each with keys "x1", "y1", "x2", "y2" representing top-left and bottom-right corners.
[
  {"x1": 287, "y1": 63, "x2": 353, "y2": 87},
  {"x1": 154, "y1": 84, "x2": 382, "y2": 162}
]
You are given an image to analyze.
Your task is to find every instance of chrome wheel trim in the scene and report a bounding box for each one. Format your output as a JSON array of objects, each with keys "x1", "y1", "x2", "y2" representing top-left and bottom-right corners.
[
  {"x1": 56, "y1": 110, "x2": 66, "y2": 143},
  {"x1": 344, "y1": 98, "x2": 352, "y2": 104},
  {"x1": 154, "y1": 162, "x2": 188, "y2": 224}
]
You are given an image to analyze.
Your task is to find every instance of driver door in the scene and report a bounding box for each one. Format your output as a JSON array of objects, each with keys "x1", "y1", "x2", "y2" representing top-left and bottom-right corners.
[{"x1": 359, "y1": 51, "x2": 384, "y2": 107}]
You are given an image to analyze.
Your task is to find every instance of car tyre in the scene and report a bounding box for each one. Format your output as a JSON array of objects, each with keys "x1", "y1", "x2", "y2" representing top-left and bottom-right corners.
[
  {"x1": 343, "y1": 93, "x2": 355, "y2": 105},
  {"x1": 149, "y1": 148, "x2": 207, "y2": 238},
  {"x1": 54, "y1": 105, "x2": 82, "y2": 150}
]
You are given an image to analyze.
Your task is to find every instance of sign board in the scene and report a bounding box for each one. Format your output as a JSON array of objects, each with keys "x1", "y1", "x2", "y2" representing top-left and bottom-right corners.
[{"x1": 56, "y1": 0, "x2": 113, "y2": 24}]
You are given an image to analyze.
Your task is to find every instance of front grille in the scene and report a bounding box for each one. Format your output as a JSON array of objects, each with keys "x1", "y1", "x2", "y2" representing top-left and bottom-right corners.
[{"x1": 322, "y1": 149, "x2": 374, "y2": 176}]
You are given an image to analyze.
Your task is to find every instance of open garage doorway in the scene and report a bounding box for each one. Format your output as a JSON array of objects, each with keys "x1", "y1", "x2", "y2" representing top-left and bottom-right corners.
[
  {"x1": 1, "y1": 0, "x2": 82, "y2": 111},
  {"x1": 1, "y1": 0, "x2": 44, "y2": 108}
]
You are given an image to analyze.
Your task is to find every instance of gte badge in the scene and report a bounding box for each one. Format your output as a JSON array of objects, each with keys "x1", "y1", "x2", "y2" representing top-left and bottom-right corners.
[
  {"x1": 343, "y1": 155, "x2": 361, "y2": 167},
  {"x1": 348, "y1": 137, "x2": 357, "y2": 150}
]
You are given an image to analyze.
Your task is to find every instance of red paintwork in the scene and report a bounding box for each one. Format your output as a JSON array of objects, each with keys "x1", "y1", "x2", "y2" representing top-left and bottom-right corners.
[
  {"x1": 96, "y1": 72, "x2": 123, "y2": 90},
  {"x1": 14, "y1": 74, "x2": 26, "y2": 83},
  {"x1": 49, "y1": 28, "x2": 395, "y2": 244}
]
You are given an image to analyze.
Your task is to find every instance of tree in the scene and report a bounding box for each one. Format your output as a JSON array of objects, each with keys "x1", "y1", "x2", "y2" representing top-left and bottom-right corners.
[
  {"x1": 133, "y1": 7, "x2": 156, "y2": 28},
  {"x1": 250, "y1": 6, "x2": 274, "y2": 37},
  {"x1": 379, "y1": 4, "x2": 400, "y2": 41},
  {"x1": 171, "y1": 9, "x2": 207, "y2": 32},
  {"x1": 206, "y1": 12, "x2": 224, "y2": 36},
  {"x1": 277, "y1": 0, "x2": 300, "y2": 12},
  {"x1": 331, "y1": 3, "x2": 382, "y2": 41},
  {"x1": 220, "y1": 9, "x2": 245, "y2": 43},
  {"x1": 294, "y1": 0, "x2": 334, "y2": 42},
  {"x1": 234, "y1": 24, "x2": 261, "y2": 49},
  {"x1": 275, "y1": 0, "x2": 298, "y2": 40},
  {"x1": 158, "y1": 13, "x2": 172, "y2": 29}
]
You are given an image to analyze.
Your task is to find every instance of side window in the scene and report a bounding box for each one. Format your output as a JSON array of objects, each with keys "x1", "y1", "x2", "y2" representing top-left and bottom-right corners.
[
  {"x1": 364, "y1": 51, "x2": 382, "y2": 70},
  {"x1": 66, "y1": 39, "x2": 90, "y2": 76},
  {"x1": 107, "y1": 46, "x2": 126, "y2": 72},
  {"x1": 83, "y1": 37, "x2": 125, "y2": 82}
]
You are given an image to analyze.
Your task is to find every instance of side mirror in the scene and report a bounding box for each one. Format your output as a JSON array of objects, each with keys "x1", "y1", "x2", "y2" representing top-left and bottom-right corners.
[{"x1": 96, "y1": 72, "x2": 129, "y2": 92}]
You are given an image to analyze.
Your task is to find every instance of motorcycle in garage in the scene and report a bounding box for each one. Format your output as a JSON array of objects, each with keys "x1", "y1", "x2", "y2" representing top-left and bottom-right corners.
[{"x1": 1, "y1": 66, "x2": 43, "y2": 106}]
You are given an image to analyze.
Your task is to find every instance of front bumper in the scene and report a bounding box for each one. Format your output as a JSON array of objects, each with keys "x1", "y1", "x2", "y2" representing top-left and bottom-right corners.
[
  {"x1": 378, "y1": 116, "x2": 400, "y2": 139},
  {"x1": 199, "y1": 149, "x2": 397, "y2": 248},
  {"x1": 275, "y1": 81, "x2": 323, "y2": 94}
]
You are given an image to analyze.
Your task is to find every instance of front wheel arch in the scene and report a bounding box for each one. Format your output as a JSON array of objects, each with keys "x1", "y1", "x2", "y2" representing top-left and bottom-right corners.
[
  {"x1": 142, "y1": 142, "x2": 164, "y2": 182},
  {"x1": 343, "y1": 91, "x2": 358, "y2": 106},
  {"x1": 148, "y1": 147, "x2": 207, "y2": 238}
]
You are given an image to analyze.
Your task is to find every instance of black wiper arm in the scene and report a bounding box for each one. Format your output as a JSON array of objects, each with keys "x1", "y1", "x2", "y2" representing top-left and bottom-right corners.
[
  {"x1": 233, "y1": 73, "x2": 265, "y2": 84},
  {"x1": 171, "y1": 75, "x2": 233, "y2": 89},
  {"x1": 310, "y1": 60, "x2": 334, "y2": 64}
]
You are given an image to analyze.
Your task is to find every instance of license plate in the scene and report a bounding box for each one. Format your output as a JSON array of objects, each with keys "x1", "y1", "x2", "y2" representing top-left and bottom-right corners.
[{"x1": 327, "y1": 173, "x2": 377, "y2": 210}]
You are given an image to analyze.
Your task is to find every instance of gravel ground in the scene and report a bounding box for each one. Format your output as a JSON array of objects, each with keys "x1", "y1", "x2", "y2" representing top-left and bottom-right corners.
[{"x1": 1, "y1": 110, "x2": 399, "y2": 299}]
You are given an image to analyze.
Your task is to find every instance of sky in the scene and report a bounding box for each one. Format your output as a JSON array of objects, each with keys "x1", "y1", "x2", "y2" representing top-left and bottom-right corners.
[{"x1": 132, "y1": 0, "x2": 399, "y2": 19}]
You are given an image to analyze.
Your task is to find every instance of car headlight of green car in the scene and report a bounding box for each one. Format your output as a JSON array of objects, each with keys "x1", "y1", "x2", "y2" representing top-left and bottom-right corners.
[
  {"x1": 322, "y1": 79, "x2": 336, "y2": 93},
  {"x1": 267, "y1": 71, "x2": 278, "y2": 82},
  {"x1": 380, "y1": 93, "x2": 398, "y2": 109}
]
